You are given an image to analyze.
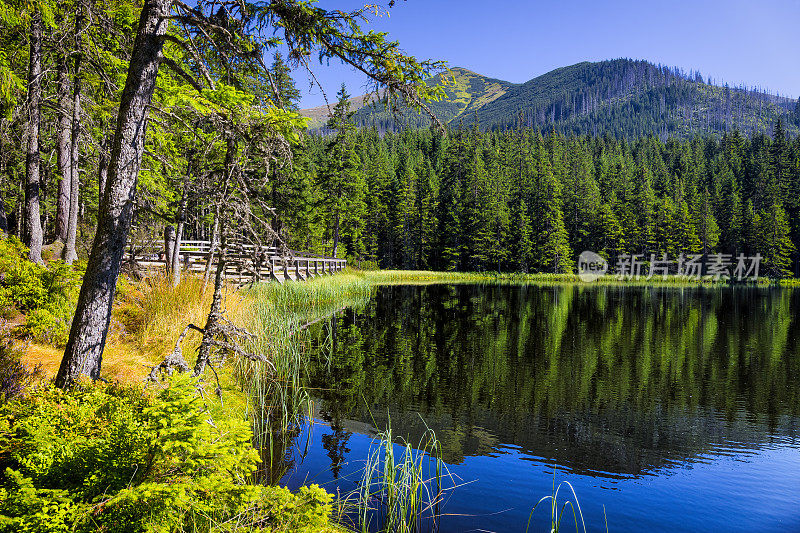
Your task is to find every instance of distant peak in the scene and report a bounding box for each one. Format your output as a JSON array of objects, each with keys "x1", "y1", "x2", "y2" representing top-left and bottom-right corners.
[{"x1": 449, "y1": 66, "x2": 477, "y2": 74}]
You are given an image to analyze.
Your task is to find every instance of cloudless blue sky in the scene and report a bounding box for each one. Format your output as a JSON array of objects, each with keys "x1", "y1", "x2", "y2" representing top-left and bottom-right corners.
[{"x1": 291, "y1": 0, "x2": 800, "y2": 109}]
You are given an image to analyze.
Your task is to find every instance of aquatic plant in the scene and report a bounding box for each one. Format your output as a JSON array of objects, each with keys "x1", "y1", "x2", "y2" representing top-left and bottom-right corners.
[
  {"x1": 526, "y1": 473, "x2": 591, "y2": 533},
  {"x1": 336, "y1": 422, "x2": 449, "y2": 533}
]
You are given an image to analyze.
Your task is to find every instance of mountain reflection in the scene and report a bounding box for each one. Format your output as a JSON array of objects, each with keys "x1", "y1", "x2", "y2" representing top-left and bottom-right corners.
[{"x1": 306, "y1": 284, "x2": 800, "y2": 478}]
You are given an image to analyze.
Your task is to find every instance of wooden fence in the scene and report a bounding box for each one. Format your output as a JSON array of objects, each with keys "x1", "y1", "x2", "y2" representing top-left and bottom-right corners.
[{"x1": 124, "y1": 239, "x2": 346, "y2": 284}]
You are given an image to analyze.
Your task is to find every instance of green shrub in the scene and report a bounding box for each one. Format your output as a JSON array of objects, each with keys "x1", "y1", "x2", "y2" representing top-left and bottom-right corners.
[
  {"x1": 0, "y1": 236, "x2": 81, "y2": 346},
  {"x1": 0, "y1": 375, "x2": 335, "y2": 532},
  {"x1": 0, "y1": 322, "x2": 41, "y2": 402}
]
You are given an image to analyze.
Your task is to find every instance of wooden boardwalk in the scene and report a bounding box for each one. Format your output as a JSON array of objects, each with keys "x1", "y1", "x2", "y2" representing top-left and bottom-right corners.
[{"x1": 125, "y1": 240, "x2": 346, "y2": 283}]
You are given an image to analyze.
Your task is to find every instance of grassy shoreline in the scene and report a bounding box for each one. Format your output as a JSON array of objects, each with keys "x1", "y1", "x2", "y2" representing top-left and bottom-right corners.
[
  {"x1": 11, "y1": 267, "x2": 797, "y2": 532},
  {"x1": 23, "y1": 267, "x2": 791, "y2": 381}
]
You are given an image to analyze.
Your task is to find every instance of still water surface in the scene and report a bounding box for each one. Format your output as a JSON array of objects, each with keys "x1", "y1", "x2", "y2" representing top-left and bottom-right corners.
[{"x1": 281, "y1": 284, "x2": 800, "y2": 532}]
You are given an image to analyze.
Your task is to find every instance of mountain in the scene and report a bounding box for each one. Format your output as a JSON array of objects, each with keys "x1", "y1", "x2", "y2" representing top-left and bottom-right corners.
[
  {"x1": 301, "y1": 67, "x2": 512, "y2": 129},
  {"x1": 301, "y1": 59, "x2": 800, "y2": 137}
]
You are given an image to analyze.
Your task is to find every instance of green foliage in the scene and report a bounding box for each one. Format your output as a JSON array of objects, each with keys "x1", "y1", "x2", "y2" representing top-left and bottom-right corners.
[
  {"x1": 0, "y1": 237, "x2": 80, "y2": 346},
  {"x1": 297, "y1": 125, "x2": 800, "y2": 278},
  {"x1": 0, "y1": 322, "x2": 41, "y2": 402},
  {"x1": 346, "y1": 424, "x2": 448, "y2": 533},
  {"x1": 0, "y1": 375, "x2": 335, "y2": 532}
]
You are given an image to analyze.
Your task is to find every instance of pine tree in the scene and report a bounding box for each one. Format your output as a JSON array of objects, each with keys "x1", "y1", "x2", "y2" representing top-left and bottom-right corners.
[
  {"x1": 395, "y1": 152, "x2": 418, "y2": 268},
  {"x1": 675, "y1": 198, "x2": 702, "y2": 254},
  {"x1": 693, "y1": 187, "x2": 720, "y2": 255},
  {"x1": 769, "y1": 118, "x2": 790, "y2": 204},
  {"x1": 757, "y1": 203, "x2": 795, "y2": 278},
  {"x1": 717, "y1": 165, "x2": 742, "y2": 253},
  {"x1": 269, "y1": 52, "x2": 300, "y2": 111},
  {"x1": 632, "y1": 163, "x2": 658, "y2": 253},
  {"x1": 509, "y1": 196, "x2": 534, "y2": 271},
  {"x1": 362, "y1": 133, "x2": 393, "y2": 265},
  {"x1": 461, "y1": 138, "x2": 486, "y2": 269},
  {"x1": 794, "y1": 98, "x2": 800, "y2": 126},
  {"x1": 321, "y1": 84, "x2": 362, "y2": 258},
  {"x1": 531, "y1": 141, "x2": 572, "y2": 273},
  {"x1": 436, "y1": 131, "x2": 466, "y2": 270},
  {"x1": 416, "y1": 159, "x2": 439, "y2": 268},
  {"x1": 594, "y1": 202, "x2": 625, "y2": 259},
  {"x1": 741, "y1": 200, "x2": 759, "y2": 256},
  {"x1": 563, "y1": 138, "x2": 600, "y2": 255}
]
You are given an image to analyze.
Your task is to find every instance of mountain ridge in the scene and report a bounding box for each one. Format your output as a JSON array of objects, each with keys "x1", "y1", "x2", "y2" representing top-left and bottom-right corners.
[{"x1": 301, "y1": 59, "x2": 800, "y2": 137}]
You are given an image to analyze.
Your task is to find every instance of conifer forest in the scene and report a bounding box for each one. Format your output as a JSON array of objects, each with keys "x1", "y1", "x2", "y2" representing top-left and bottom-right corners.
[{"x1": 2, "y1": 1, "x2": 800, "y2": 532}]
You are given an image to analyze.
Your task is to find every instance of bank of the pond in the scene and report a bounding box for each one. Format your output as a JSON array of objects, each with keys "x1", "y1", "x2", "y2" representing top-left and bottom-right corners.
[
  {"x1": 20, "y1": 268, "x2": 791, "y2": 383},
  {"x1": 11, "y1": 269, "x2": 798, "y2": 532}
]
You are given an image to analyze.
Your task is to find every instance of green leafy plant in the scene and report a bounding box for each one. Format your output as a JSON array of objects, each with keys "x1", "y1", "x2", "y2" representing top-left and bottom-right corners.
[
  {"x1": 0, "y1": 375, "x2": 336, "y2": 532},
  {"x1": 0, "y1": 321, "x2": 41, "y2": 402},
  {"x1": 0, "y1": 236, "x2": 81, "y2": 346}
]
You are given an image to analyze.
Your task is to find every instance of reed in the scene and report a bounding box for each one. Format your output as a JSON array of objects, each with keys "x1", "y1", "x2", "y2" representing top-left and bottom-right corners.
[
  {"x1": 525, "y1": 473, "x2": 589, "y2": 533},
  {"x1": 335, "y1": 423, "x2": 449, "y2": 533}
]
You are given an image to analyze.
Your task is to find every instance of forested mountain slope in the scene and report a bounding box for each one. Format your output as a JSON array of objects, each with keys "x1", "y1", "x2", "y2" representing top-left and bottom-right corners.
[{"x1": 303, "y1": 59, "x2": 800, "y2": 138}]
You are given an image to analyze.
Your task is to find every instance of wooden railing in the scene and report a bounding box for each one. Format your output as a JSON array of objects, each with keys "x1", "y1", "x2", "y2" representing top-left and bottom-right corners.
[{"x1": 124, "y1": 239, "x2": 346, "y2": 284}]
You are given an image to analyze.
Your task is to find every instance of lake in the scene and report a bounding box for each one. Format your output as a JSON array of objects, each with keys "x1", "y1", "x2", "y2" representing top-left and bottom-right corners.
[{"x1": 280, "y1": 284, "x2": 800, "y2": 532}]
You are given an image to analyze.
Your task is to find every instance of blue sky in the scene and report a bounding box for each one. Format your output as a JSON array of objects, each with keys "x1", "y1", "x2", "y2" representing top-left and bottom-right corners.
[{"x1": 291, "y1": 0, "x2": 800, "y2": 109}]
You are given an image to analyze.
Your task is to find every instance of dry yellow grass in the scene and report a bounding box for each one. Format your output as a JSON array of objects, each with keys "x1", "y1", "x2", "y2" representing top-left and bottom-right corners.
[
  {"x1": 22, "y1": 273, "x2": 254, "y2": 387},
  {"x1": 22, "y1": 340, "x2": 160, "y2": 384}
]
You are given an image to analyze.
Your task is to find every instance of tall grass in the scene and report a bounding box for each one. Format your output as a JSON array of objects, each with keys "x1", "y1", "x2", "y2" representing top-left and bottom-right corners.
[
  {"x1": 114, "y1": 274, "x2": 248, "y2": 361},
  {"x1": 526, "y1": 479, "x2": 585, "y2": 533},
  {"x1": 233, "y1": 300, "x2": 311, "y2": 484},
  {"x1": 294, "y1": 268, "x2": 784, "y2": 288},
  {"x1": 232, "y1": 273, "x2": 374, "y2": 483},
  {"x1": 337, "y1": 423, "x2": 449, "y2": 533},
  {"x1": 246, "y1": 271, "x2": 374, "y2": 315}
]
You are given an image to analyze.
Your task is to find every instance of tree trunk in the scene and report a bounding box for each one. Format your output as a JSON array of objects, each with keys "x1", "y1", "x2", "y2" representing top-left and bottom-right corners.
[
  {"x1": 0, "y1": 187, "x2": 8, "y2": 234},
  {"x1": 164, "y1": 225, "x2": 176, "y2": 274},
  {"x1": 98, "y1": 130, "x2": 109, "y2": 204},
  {"x1": 332, "y1": 212, "x2": 340, "y2": 257},
  {"x1": 170, "y1": 171, "x2": 190, "y2": 287},
  {"x1": 24, "y1": 12, "x2": 44, "y2": 264},
  {"x1": 202, "y1": 205, "x2": 220, "y2": 295},
  {"x1": 55, "y1": 55, "x2": 72, "y2": 242},
  {"x1": 170, "y1": 218, "x2": 183, "y2": 286},
  {"x1": 0, "y1": 143, "x2": 8, "y2": 234},
  {"x1": 56, "y1": 0, "x2": 172, "y2": 388},
  {"x1": 193, "y1": 230, "x2": 226, "y2": 377},
  {"x1": 63, "y1": 36, "x2": 83, "y2": 265},
  {"x1": 15, "y1": 185, "x2": 23, "y2": 239}
]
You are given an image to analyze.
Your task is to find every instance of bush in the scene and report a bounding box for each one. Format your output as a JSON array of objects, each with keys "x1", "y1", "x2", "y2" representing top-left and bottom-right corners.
[
  {"x1": 0, "y1": 375, "x2": 335, "y2": 532},
  {"x1": 0, "y1": 236, "x2": 81, "y2": 347},
  {"x1": 0, "y1": 322, "x2": 41, "y2": 402},
  {"x1": 346, "y1": 257, "x2": 379, "y2": 271}
]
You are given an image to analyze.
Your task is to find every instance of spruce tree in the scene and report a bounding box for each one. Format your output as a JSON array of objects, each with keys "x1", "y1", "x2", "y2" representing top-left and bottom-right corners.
[
  {"x1": 269, "y1": 52, "x2": 301, "y2": 111},
  {"x1": 531, "y1": 141, "x2": 572, "y2": 273},
  {"x1": 717, "y1": 165, "x2": 742, "y2": 254},
  {"x1": 321, "y1": 84, "x2": 362, "y2": 258},
  {"x1": 770, "y1": 118, "x2": 790, "y2": 204},
  {"x1": 395, "y1": 152, "x2": 419, "y2": 268},
  {"x1": 509, "y1": 196, "x2": 534, "y2": 271},
  {"x1": 436, "y1": 131, "x2": 466, "y2": 270},
  {"x1": 416, "y1": 159, "x2": 439, "y2": 268},
  {"x1": 757, "y1": 203, "x2": 795, "y2": 278},
  {"x1": 632, "y1": 163, "x2": 658, "y2": 253},
  {"x1": 595, "y1": 202, "x2": 625, "y2": 259},
  {"x1": 693, "y1": 187, "x2": 720, "y2": 255},
  {"x1": 563, "y1": 138, "x2": 600, "y2": 256}
]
